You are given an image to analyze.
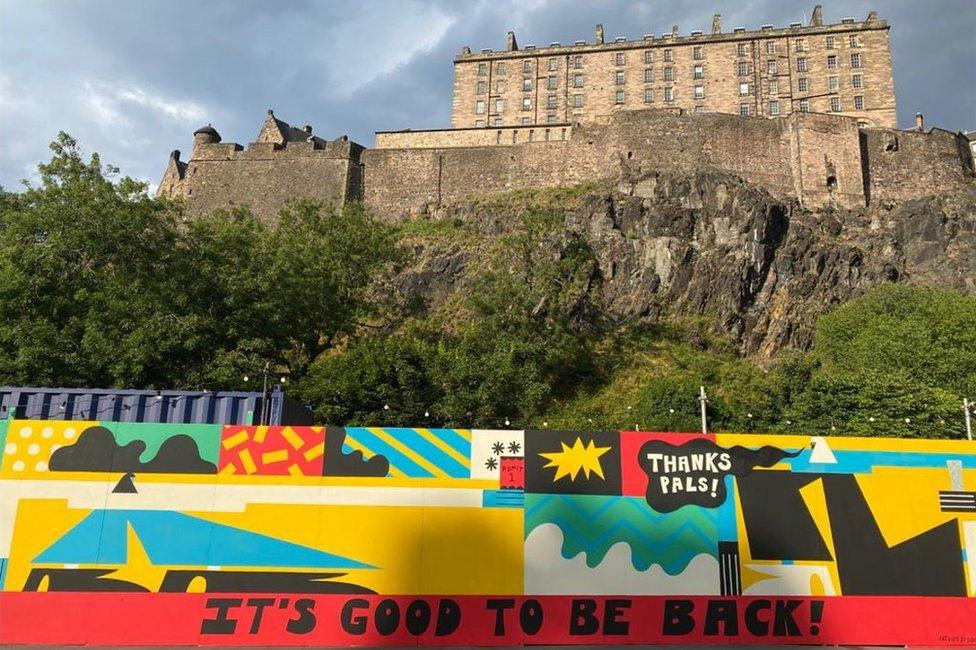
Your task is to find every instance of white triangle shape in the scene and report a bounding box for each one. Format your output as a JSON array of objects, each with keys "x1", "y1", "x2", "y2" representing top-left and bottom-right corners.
[{"x1": 809, "y1": 436, "x2": 838, "y2": 464}]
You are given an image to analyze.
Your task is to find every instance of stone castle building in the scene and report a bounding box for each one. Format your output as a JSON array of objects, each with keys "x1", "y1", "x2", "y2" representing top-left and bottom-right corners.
[
  {"x1": 452, "y1": 6, "x2": 895, "y2": 129},
  {"x1": 159, "y1": 6, "x2": 973, "y2": 220}
]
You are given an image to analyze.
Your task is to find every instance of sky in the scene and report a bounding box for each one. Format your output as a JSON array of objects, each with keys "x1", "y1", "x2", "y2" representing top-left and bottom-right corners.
[{"x1": 1, "y1": 0, "x2": 974, "y2": 192}]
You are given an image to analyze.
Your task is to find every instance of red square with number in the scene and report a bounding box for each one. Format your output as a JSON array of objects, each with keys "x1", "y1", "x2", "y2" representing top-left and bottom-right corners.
[{"x1": 499, "y1": 456, "x2": 524, "y2": 489}]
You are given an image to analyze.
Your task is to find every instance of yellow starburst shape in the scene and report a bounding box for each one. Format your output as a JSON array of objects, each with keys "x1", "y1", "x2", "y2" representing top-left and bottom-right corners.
[{"x1": 539, "y1": 437, "x2": 611, "y2": 482}]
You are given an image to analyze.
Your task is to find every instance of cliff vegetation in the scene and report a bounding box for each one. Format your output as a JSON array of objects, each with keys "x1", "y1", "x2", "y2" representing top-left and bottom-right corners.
[{"x1": 1, "y1": 134, "x2": 974, "y2": 439}]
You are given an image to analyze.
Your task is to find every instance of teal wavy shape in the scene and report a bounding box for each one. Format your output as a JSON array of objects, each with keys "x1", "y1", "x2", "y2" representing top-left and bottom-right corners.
[{"x1": 525, "y1": 494, "x2": 718, "y2": 574}]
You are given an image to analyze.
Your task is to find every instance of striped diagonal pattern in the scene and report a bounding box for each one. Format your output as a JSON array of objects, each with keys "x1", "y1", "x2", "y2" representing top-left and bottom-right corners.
[{"x1": 342, "y1": 427, "x2": 471, "y2": 478}]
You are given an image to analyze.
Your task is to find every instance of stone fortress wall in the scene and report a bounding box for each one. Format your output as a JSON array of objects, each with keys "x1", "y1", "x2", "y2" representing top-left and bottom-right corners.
[
  {"x1": 162, "y1": 108, "x2": 974, "y2": 220},
  {"x1": 158, "y1": 6, "x2": 974, "y2": 221}
]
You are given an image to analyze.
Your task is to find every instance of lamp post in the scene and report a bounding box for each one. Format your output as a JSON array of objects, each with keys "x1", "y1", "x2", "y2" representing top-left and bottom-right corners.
[
  {"x1": 256, "y1": 361, "x2": 269, "y2": 425},
  {"x1": 699, "y1": 386, "x2": 708, "y2": 434},
  {"x1": 965, "y1": 398, "x2": 973, "y2": 442}
]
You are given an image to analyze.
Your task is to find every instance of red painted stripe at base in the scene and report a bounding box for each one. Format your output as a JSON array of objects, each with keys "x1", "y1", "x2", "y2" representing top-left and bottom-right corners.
[{"x1": 2, "y1": 594, "x2": 976, "y2": 646}]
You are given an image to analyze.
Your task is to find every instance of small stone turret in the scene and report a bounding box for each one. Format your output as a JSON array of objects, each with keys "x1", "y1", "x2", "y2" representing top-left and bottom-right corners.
[
  {"x1": 506, "y1": 30, "x2": 518, "y2": 51},
  {"x1": 193, "y1": 124, "x2": 221, "y2": 146},
  {"x1": 915, "y1": 113, "x2": 924, "y2": 131},
  {"x1": 712, "y1": 14, "x2": 722, "y2": 34},
  {"x1": 595, "y1": 24, "x2": 604, "y2": 45}
]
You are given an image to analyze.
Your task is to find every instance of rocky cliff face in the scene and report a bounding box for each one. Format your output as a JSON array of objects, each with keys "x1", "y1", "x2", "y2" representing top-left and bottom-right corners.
[{"x1": 393, "y1": 170, "x2": 976, "y2": 357}]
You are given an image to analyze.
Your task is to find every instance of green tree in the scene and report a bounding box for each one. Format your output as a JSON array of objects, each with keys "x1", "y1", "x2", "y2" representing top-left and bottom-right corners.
[
  {"x1": 788, "y1": 284, "x2": 976, "y2": 438},
  {"x1": 297, "y1": 328, "x2": 440, "y2": 426},
  {"x1": 0, "y1": 132, "x2": 185, "y2": 387},
  {"x1": 811, "y1": 283, "x2": 976, "y2": 398},
  {"x1": 176, "y1": 199, "x2": 402, "y2": 388},
  {"x1": 0, "y1": 135, "x2": 401, "y2": 391},
  {"x1": 299, "y1": 206, "x2": 603, "y2": 427}
]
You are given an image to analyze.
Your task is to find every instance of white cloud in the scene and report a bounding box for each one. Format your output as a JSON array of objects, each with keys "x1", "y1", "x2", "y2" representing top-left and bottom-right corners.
[
  {"x1": 83, "y1": 82, "x2": 205, "y2": 127},
  {"x1": 115, "y1": 87, "x2": 206, "y2": 124},
  {"x1": 317, "y1": 1, "x2": 457, "y2": 97},
  {"x1": 524, "y1": 523, "x2": 720, "y2": 594}
]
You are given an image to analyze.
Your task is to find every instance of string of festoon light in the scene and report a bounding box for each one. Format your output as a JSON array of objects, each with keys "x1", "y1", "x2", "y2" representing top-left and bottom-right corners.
[
  {"x1": 21, "y1": 385, "x2": 974, "y2": 442},
  {"x1": 394, "y1": 388, "x2": 976, "y2": 441}
]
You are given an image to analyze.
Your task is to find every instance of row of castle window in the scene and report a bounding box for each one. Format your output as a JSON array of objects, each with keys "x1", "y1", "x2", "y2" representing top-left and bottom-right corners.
[
  {"x1": 731, "y1": 95, "x2": 864, "y2": 116},
  {"x1": 477, "y1": 52, "x2": 863, "y2": 98},
  {"x1": 475, "y1": 90, "x2": 864, "y2": 125},
  {"x1": 734, "y1": 53, "x2": 862, "y2": 76},
  {"x1": 477, "y1": 69, "x2": 865, "y2": 114},
  {"x1": 613, "y1": 90, "x2": 862, "y2": 112}
]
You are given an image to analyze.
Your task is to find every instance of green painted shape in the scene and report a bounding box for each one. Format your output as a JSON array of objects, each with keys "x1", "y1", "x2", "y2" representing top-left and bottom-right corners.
[
  {"x1": 0, "y1": 417, "x2": 7, "y2": 458},
  {"x1": 110, "y1": 422, "x2": 222, "y2": 465}
]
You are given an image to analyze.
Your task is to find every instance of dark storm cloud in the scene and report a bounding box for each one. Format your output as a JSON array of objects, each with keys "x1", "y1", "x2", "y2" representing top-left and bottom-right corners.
[{"x1": 0, "y1": 0, "x2": 973, "y2": 191}]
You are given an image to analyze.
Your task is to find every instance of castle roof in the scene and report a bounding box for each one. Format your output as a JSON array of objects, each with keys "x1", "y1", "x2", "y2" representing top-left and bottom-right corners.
[
  {"x1": 193, "y1": 125, "x2": 220, "y2": 138},
  {"x1": 256, "y1": 110, "x2": 328, "y2": 146}
]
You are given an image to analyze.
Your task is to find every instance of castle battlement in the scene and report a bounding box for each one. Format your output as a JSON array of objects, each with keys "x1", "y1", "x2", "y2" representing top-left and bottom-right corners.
[{"x1": 159, "y1": 110, "x2": 364, "y2": 214}]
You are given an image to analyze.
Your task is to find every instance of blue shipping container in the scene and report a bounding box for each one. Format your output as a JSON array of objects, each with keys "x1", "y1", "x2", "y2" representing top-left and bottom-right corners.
[{"x1": 0, "y1": 385, "x2": 313, "y2": 426}]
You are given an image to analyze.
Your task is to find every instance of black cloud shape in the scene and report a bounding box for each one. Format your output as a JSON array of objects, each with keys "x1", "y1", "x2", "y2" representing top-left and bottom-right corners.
[
  {"x1": 323, "y1": 427, "x2": 389, "y2": 477},
  {"x1": 49, "y1": 426, "x2": 216, "y2": 474}
]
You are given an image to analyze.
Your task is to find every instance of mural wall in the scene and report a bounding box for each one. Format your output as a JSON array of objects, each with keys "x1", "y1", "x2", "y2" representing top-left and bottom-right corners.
[{"x1": 1, "y1": 419, "x2": 975, "y2": 645}]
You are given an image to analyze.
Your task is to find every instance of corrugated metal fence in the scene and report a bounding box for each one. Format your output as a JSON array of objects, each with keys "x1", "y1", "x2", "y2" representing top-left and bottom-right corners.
[{"x1": 0, "y1": 386, "x2": 314, "y2": 426}]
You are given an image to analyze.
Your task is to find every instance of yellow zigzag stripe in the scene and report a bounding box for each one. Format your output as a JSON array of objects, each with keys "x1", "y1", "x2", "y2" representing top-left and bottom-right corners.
[
  {"x1": 414, "y1": 427, "x2": 470, "y2": 469},
  {"x1": 368, "y1": 427, "x2": 445, "y2": 478},
  {"x1": 342, "y1": 431, "x2": 403, "y2": 478}
]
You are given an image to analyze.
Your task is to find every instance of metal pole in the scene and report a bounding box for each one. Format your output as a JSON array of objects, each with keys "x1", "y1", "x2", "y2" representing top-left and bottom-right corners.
[
  {"x1": 699, "y1": 385, "x2": 708, "y2": 434},
  {"x1": 965, "y1": 398, "x2": 973, "y2": 442},
  {"x1": 260, "y1": 361, "x2": 270, "y2": 426}
]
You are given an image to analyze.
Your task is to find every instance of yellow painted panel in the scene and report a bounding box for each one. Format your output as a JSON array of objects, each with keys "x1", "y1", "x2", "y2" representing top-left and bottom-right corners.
[
  {"x1": 1, "y1": 420, "x2": 98, "y2": 477},
  {"x1": 419, "y1": 506, "x2": 523, "y2": 595},
  {"x1": 5, "y1": 499, "x2": 93, "y2": 591},
  {"x1": 856, "y1": 467, "x2": 967, "y2": 548}
]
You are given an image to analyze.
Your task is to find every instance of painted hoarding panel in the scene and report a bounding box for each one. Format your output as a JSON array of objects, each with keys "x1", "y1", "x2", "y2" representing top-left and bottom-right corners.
[{"x1": 1, "y1": 420, "x2": 975, "y2": 645}]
